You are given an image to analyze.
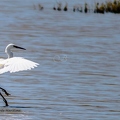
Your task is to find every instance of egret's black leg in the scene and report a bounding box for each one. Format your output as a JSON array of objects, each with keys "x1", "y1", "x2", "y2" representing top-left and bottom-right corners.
[
  {"x1": 0, "y1": 92, "x2": 9, "y2": 106},
  {"x1": 0, "y1": 87, "x2": 10, "y2": 96}
]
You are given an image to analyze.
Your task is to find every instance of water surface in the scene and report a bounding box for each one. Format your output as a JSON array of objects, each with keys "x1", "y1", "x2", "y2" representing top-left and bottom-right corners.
[{"x1": 0, "y1": 0, "x2": 120, "y2": 120}]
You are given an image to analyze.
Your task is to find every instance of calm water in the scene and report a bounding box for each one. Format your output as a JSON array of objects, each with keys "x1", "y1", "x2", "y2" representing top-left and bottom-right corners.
[{"x1": 0, "y1": 0, "x2": 120, "y2": 120}]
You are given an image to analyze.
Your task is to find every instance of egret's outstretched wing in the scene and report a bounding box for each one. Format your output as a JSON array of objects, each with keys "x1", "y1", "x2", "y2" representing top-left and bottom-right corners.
[{"x1": 0, "y1": 57, "x2": 39, "y2": 74}]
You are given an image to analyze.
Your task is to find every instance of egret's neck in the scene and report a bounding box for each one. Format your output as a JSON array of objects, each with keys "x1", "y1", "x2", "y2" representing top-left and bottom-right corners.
[
  {"x1": 7, "y1": 51, "x2": 13, "y2": 58},
  {"x1": 5, "y1": 49, "x2": 13, "y2": 58}
]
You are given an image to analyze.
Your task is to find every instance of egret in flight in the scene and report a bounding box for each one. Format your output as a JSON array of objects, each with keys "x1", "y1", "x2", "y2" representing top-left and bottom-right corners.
[{"x1": 0, "y1": 43, "x2": 39, "y2": 106}]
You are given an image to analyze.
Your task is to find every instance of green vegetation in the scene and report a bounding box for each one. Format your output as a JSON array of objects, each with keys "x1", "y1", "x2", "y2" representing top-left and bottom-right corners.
[
  {"x1": 33, "y1": 0, "x2": 120, "y2": 14},
  {"x1": 94, "y1": 0, "x2": 120, "y2": 14}
]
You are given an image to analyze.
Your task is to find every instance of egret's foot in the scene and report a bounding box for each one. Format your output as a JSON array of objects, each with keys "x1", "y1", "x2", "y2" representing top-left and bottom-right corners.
[
  {"x1": 2, "y1": 89, "x2": 10, "y2": 96},
  {"x1": 0, "y1": 92, "x2": 9, "y2": 106},
  {"x1": 0, "y1": 87, "x2": 10, "y2": 96}
]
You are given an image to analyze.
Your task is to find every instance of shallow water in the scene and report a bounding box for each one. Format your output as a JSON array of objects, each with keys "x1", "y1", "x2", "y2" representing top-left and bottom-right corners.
[{"x1": 0, "y1": 0, "x2": 120, "y2": 120}]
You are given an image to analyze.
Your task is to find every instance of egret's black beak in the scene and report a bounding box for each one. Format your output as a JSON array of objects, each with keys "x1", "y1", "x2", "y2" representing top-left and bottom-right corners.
[{"x1": 13, "y1": 45, "x2": 26, "y2": 50}]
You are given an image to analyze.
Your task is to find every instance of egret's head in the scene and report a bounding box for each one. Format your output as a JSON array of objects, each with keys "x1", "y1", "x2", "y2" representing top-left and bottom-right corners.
[
  {"x1": 5, "y1": 44, "x2": 26, "y2": 53},
  {"x1": 5, "y1": 44, "x2": 26, "y2": 58},
  {"x1": 5, "y1": 43, "x2": 26, "y2": 53}
]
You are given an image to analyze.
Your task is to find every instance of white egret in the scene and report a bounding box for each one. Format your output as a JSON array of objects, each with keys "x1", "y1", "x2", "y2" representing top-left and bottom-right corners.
[{"x1": 0, "y1": 43, "x2": 39, "y2": 106}]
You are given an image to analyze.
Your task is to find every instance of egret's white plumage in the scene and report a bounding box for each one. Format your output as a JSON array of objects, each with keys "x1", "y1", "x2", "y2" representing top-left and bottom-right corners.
[{"x1": 0, "y1": 44, "x2": 39, "y2": 74}]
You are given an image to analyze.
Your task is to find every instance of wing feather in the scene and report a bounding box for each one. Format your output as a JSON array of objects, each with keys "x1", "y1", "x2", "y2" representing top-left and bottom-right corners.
[{"x1": 0, "y1": 57, "x2": 39, "y2": 74}]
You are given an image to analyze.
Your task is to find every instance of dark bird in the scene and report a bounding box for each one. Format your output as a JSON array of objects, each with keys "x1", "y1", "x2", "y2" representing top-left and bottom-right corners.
[
  {"x1": 38, "y1": 4, "x2": 44, "y2": 10},
  {"x1": 53, "y1": 5, "x2": 56, "y2": 10},
  {"x1": 57, "y1": 2, "x2": 62, "y2": 11},
  {"x1": 63, "y1": 3, "x2": 68, "y2": 11},
  {"x1": 84, "y1": 3, "x2": 88, "y2": 13}
]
